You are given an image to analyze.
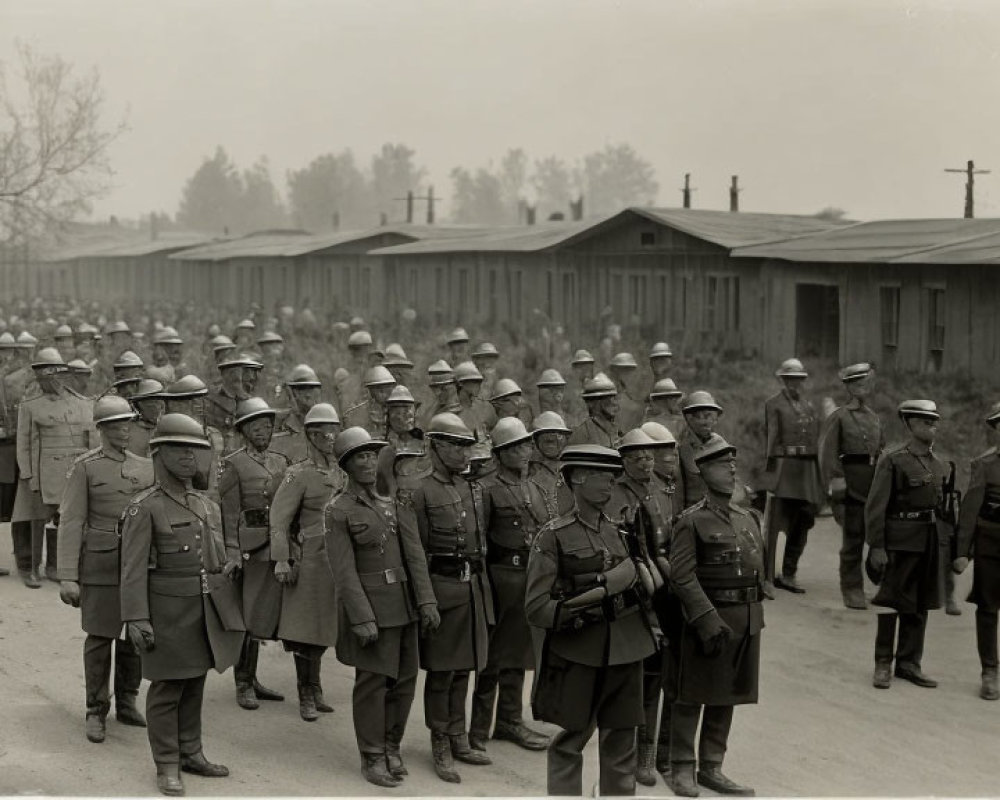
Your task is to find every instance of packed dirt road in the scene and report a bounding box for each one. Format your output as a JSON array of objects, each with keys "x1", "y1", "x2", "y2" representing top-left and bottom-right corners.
[{"x1": 0, "y1": 515, "x2": 995, "y2": 797}]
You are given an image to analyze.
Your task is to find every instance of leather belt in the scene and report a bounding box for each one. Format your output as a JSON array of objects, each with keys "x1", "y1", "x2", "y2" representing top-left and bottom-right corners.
[
  {"x1": 86, "y1": 518, "x2": 119, "y2": 533},
  {"x1": 778, "y1": 446, "x2": 815, "y2": 458},
  {"x1": 240, "y1": 507, "x2": 269, "y2": 528},
  {"x1": 428, "y1": 553, "x2": 484, "y2": 582},
  {"x1": 359, "y1": 567, "x2": 408, "y2": 587},
  {"x1": 706, "y1": 586, "x2": 759, "y2": 604},
  {"x1": 840, "y1": 453, "x2": 877, "y2": 465},
  {"x1": 487, "y1": 543, "x2": 530, "y2": 569},
  {"x1": 889, "y1": 510, "x2": 934, "y2": 522},
  {"x1": 701, "y1": 550, "x2": 742, "y2": 565}
]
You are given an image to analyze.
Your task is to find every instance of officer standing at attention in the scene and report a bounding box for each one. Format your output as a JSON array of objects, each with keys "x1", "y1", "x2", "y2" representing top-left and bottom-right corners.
[
  {"x1": 819, "y1": 363, "x2": 885, "y2": 609},
  {"x1": 219, "y1": 398, "x2": 290, "y2": 710},
  {"x1": 526, "y1": 444, "x2": 657, "y2": 797},
  {"x1": 761, "y1": 359, "x2": 824, "y2": 595},
  {"x1": 568, "y1": 373, "x2": 620, "y2": 448},
  {"x1": 325, "y1": 427, "x2": 440, "y2": 787},
  {"x1": 397, "y1": 412, "x2": 494, "y2": 783},
  {"x1": 953, "y1": 401, "x2": 1000, "y2": 700},
  {"x1": 865, "y1": 400, "x2": 949, "y2": 690},
  {"x1": 270, "y1": 403, "x2": 345, "y2": 721},
  {"x1": 469, "y1": 418, "x2": 552, "y2": 753},
  {"x1": 667, "y1": 437, "x2": 763, "y2": 798},
  {"x1": 119, "y1": 414, "x2": 245, "y2": 797},
  {"x1": 57, "y1": 396, "x2": 155, "y2": 743}
]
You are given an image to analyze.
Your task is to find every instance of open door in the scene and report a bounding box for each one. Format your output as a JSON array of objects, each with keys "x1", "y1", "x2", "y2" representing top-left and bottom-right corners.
[{"x1": 795, "y1": 284, "x2": 840, "y2": 358}]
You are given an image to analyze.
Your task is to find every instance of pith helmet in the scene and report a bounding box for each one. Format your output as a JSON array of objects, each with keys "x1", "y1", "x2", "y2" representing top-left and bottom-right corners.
[
  {"x1": 427, "y1": 360, "x2": 455, "y2": 386},
  {"x1": 234, "y1": 318, "x2": 255, "y2": 332},
  {"x1": 536, "y1": 369, "x2": 566, "y2": 388},
  {"x1": 131, "y1": 378, "x2": 165, "y2": 400},
  {"x1": 472, "y1": 342, "x2": 500, "y2": 359},
  {"x1": 649, "y1": 342, "x2": 674, "y2": 360},
  {"x1": 0, "y1": 331, "x2": 15, "y2": 348},
  {"x1": 426, "y1": 413, "x2": 475, "y2": 444},
  {"x1": 154, "y1": 328, "x2": 183, "y2": 345},
  {"x1": 149, "y1": 413, "x2": 209, "y2": 448},
  {"x1": 453, "y1": 362, "x2": 484, "y2": 383},
  {"x1": 304, "y1": 403, "x2": 340, "y2": 426},
  {"x1": 17, "y1": 332, "x2": 38, "y2": 348},
  {"x1": 54, "y1": 324, "x2": 74, "y2": 339},
  {"x1": 776, "y1": 358, "x2": 808, "y2": 379},
  {"x1": 219, "y1": 352, "x2": 262, "y2": 370},
  {"x1": 31, "y1": 347, "x2": 67, "y2": 370},
  {"x1": 446, "y1": 327, "x2": 470, "y2": 345},
  {"x1": 682, "y1": 390, "x2": 722, "y2": 414},
  {"x1": 363, "y1": 365, "x2": 396, "y2": 387},
  {"x1": 531, "y1": 411, "x2": 571, "y2": 436},
  {"x1": 113, "y1": 351, "x2": 144, "y2": 370},
  {"x1": 582, "y1": 372, "x2": 617, "y2": 399},
  {"x1": 386, "y1": 385, "x2": 416, "y2": 405},
  {"x1": 491, "y1": 378, "x2": 522, "y2": 401},
  {"x1": 67, "y1": 359, "x2": 93, "y2": 374},
  {"x1": 640, "y1": 421, "x2": 677, "y2": 447},
  {"x1": 347, "y1": 330, "x2": 373, "y2": 347},
  {"x1": 256, "y1": 330, "x2": 284, "y2": 346},
  {"x1": 694, "y1": 435, "x2": 737, "y2": 465},
  {"x1": 94, "y1": 395, "x2": 136, "y2": 425},
  {"x1": 559, "y1": 444, "x2": 624, "y2": 474},
  {"x1": 617, "y1": 428, "x2": 658, "y2": 452},
  {"x1": 104, "y1": 321, "x2": 131, "y2": 336},
  {"x1": 164, "y1": 375, "x2": 208, "y2": 398},
  {"x1": 383, "y1": 343, "x2": 413, "y2": 368},
  {"x1": 649, "y1": 378, "x2": 682, "y2": 399},
  {"x1": 609, "y1": 352, "x2": 638, "y2": 369},
  {"x1": 234, "y1": 397, "x2": 276, "y2": 427},
  {"x1": 898, "y1": 399, "x2": 940, "y2": 421},
  {"x1": 333, "y1": 426, "x2": 387, "y2": 466},
  {"x1": 211, "y1": 335, "x2": 237, "y2": 354},
  {"x1": 491, "y1": 417, "x2": 532, "y2": 450},
  {"x1": 286, "y1": 364, "x2": 321, "y2": 387},
  {"x1": 571, "y1": 349, "x2": 595, "y2": 365}
]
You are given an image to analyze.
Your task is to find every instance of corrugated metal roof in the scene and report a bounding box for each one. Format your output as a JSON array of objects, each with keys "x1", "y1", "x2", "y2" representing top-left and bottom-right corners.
[
  {"x1": 42, "y1": 231, "x2": 214, "y2": 262},
  {"x1": 630, "y1": 208, "x2": 851, "y2": 248},
  {"x1": 732, "y1": 218, "x2": 1000, "y2": 263}
]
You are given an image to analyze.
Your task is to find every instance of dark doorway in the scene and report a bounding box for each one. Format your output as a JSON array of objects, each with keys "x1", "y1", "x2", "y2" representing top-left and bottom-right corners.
[{"x1": 795, "y1": 284, "x2": 840, "y2": 358}]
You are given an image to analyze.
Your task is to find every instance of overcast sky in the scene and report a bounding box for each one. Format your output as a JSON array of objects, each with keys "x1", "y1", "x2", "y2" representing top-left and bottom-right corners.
[{"x1": 4, "y1": 0, "x2": 1000, "y2": 223}]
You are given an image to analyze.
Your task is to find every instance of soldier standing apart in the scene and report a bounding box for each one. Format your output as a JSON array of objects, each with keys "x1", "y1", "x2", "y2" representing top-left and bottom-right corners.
[
  {"x1": 819, "y1": 363, "x2": 884, "y2": 609},
  {"x1": 529, "y1": 411, "x2": 575, "y2": 519},
  {"x1": 865, "y1": 400, "x2": 949, "y2": 690},
  {"x1": 668, "y1": 438, "x2": 762, "y2": 798},
  {"x1": 526, "y1": 444, "x2": 657, "y2": 796},
  {"x1": 57, "y1": 396, "x2": 154, "y2": 743},
  {"x1": 568, "y1": 373, "x2": 621, "y2": 448},
  {"x1": 761, "y1": 359, "x2": 824, "y2": 595},
  {"x1": 954, "y1": 401, "x2": 1000, "y2": 700},
  {"x1": 14, "y1": 348, "x2": 94, "y2": 586},
  {"x1": 325, "y1": 427, "x2": 440, "y2": 786},
  {"x1": 397, "y1": 412, "x2": 494, "y2": 783},
  {"x1": 119, "y1": 414, "x2": 245, "y2": 797},
  {"x1": 677, "y1": 391, "x2": 724, "y2": 509},
  {"x1": 470, "y1": 418, "x2": 552, "y2": 753},
  {"x1": 219, "y1": 398, "x2": 290, "y2": 710},
  {"x1": 270, "y1": 403, "x2": 345, "y2": 721}
]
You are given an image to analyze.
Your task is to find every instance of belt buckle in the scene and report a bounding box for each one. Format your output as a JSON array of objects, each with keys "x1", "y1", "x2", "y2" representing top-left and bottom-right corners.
[
  {"x1": 200, "y1": 573, "x2": 210, "y2": 594},
  {"x1": 612, "y1": 593, "x2": 625, "y2": 613},
  {"x1": 384, "y1": 568, "x2": 398, "y2": 585},
  {"x1": 511, "y1": 554, "x2": 521, "y2": 567},
  {"x1": 460, "y1": 561, "x2": 471, "y2": 582}
]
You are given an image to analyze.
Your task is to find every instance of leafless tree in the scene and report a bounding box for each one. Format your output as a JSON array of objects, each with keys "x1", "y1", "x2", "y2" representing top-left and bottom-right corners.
[{"x1": 0, "y1": 43, "x2": 127, "y2": 242}]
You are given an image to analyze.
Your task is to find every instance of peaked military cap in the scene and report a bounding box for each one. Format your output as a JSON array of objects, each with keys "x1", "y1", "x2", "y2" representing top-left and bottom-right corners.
[
  {"x1": 531, "y1": 411, "x2": 571, "y2": 436},
  {"x1": 694, "y1": 435, "x2": 737, "y2": 465},
  {"x1": 776, "y1": 358, "x2": 808, "y2": 378},
  {"x1": 334, "y1": 426, "x2": 387, "y2": 466},
  {"x1": 491, "y1": 417, "x2": 532, "y2": 449},
  {"x1": 649, "y1": 342, "x2": 674, "y2": 359},
  {"x1": 304, "y1": 402, "x2": 340, "y2": 426},
  {"x1": 682, "y1": 390, "x2": 723, "y2": 414},
  {"x1": 649, "y1": 378, "x2": 682, "y2": 398},
  {"x1": 559, "y1": 444, "x2": 624, "y2": 474},
  {"x1": 536, "y1": 369, "x2": 566, "y2": 387},
  {"x1": 582, "y1": 372, "x2": 617, "y2": 399},
  {"x1": 839, "y1": 362, "x2": 873, "y2": 383},
  {"x1": 897, "y1": 399, "x2": 939, "y2": 421}
]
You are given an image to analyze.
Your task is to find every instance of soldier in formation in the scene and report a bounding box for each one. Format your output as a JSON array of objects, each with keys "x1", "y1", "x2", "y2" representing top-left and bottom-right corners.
[
  {"x1": 676, "y1": 391, "x2": 723, "y2": 509},
  {"x1": 568, "y1": 372, "x2": 620, "y2": 448}
]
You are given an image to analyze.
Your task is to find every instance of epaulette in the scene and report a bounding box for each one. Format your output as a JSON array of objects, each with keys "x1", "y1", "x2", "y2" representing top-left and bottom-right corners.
[
  {"x1": 344, "y1": 401, "x2": 366, "y2": 415},
  {"x1": 126, "y1": 485, "x2": 161, "y2": 509},
  {"x1": 73, "y1": 446, "x2": 104, "y2": 465},
  {"x1": 539, "y1": 511, "x2": 576, "y2": 534},
  {"x1": 883, "y1": 442, "x2": 909, "y2": 458},
  {"x1": 65, "y1": 386, "x2": 89, "y2": 399},
  {"x1": 223, "y1": 447, "x2": 247, "y2": 462},
  {"x1": 676, "y1": 498, "x2": 708, "y2": 520}
]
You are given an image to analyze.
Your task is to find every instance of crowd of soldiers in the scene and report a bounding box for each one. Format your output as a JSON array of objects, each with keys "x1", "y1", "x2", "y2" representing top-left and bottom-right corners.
[{"x1": 1, "y1": 312, "x2": 998, "y2": 798}]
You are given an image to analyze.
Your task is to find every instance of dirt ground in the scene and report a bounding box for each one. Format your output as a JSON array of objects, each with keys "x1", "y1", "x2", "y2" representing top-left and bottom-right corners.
[{"x1": 0, "y1": 515, "x2": 995, "y2": 798}]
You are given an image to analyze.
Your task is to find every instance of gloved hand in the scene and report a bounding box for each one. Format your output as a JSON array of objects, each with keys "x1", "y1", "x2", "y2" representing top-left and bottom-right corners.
[
  {"x1": 274, "y1": 560, "x2": 292, "y2": 584},
  {"x1": 603, "y1": 557, "x2": 638, "y2": 595},
  {"x1": 222, "y1": 558, "x2": 241, "y2": 580},
  {"x1": 952, "y1": 556, "x2": 970, "y2": 575},
  {"x1": 868, "y1": 546, "x2": 888, "y2": 571},
  {"x1": 352, "y1": 621, "x2": 379, "y2": 646},
  {"x1": 127, "y1": 620, "x2": 155, "y2": 652},
  {"x1": 694, "y1": 613, "x2": 733, "y2": 659},
  {"x1": 829, "y1": 477, "x2": 847, "y2": 502},
  {"x1": 59, "y1": 580, "x2": 81, "y2": 608},
  {"x1": 419, "y1": 604, "x2": 441, "y2": 635}
]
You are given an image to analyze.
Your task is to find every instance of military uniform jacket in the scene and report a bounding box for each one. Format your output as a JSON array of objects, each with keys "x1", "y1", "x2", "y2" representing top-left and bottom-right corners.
[
  {"x1": 336, "y1": 370, "x2": 365, "y2": 416},
  {"x1": 120, "y1": 484, "x2": 245, "y2": 680},
  {"x1": 218, "y1": 447, "x2": 290, "y2": 563},
  {"x1": 457, "y1": 396, "x2": 497, "y2": 444},
  {"x1": 865, "y1": 442, "x2": 949, "y2": 553},
  {"x1": 327, "y1": 485, "x2": 436, "y2": 676},
  {"x1": 677, "y1": 427, "x2": 715, "y2": 509},
  {"x1": 127, "y1": 418, "x2": 157, "y2": 458},
  {"x1": 398, "y1": 467, "x2": 495, "y2": 671},
  {"x1": 204, "y1": 386, "x2": 241, "y2": 453},
  {"x1": 958, "y1": 448, "x2": 1000, "y2": 561},
  {"x1": 525, "y1": 512, "x2": 656, "y2": 669},
  {"x1": 669, "y1": 497, "x2": 765, "y2": 705},
  {"x1": 344, "y1": 399, "x2": 388, "y2": 438},
  {"x1": 375, "y1": 431, "x2": 431, "y2": 500},
  {"x1": 16, "y1": 389, "x2": 94, "y2": 505},
  {"x1": 528, "y1": 457, "x2": 575, "y2": 519},
  {"x1": 0, "y1": 367, "x2": 25, "y2": 484},
  {"x1": 616, "y1": 389, "x2": 645, "y2": 433},
  {"x1": 818, "y1": 400, "x2": 884, "y2": 503},
  {"x1": 567, "y1": 415, "x2": 620, "y2": 449},
  {"x1": 643, "y1": 410, "x2": 685, "y2": 439},
  {"x1": 761, "y1": 389, "x2": 824, "y2": 504},
  {"x1": 270, "y1": 455, "x2": 346, "y2": 563},
  {"x1": 270, "y1": 411, "x2": 308, "y2": 464}
]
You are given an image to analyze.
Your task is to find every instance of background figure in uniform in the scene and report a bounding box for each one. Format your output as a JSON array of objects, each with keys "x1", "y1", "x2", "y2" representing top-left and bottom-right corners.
[
  {"x1": 865, "y1": 400, "x2": 949, "y2": 690},
  {"x1": 471, "y1": 342, "x2": 500, "y2": 400},
  {"x1": 952, "y1": 401, "x2": 1000, "y2": 700},
  {"x1": 57, "y1": 396, "x2": 154, "y2": 743},
  {"x1": 119, "y1": 413, "x2": 245, "y2": 797},
  {"x1": 647, "y1": 343, "x2": 673, "y2": 383},
  {"x1": 454, "y1": 361, "x2": 497, "y2": 442},
  {"x1": 219, "y1": 398, "x2": 290, "y2": 710},
  {"x1": 446, "y1": 327, "x2": 471, "y2": 367},
  {"x1": 271, "y1": 363, "x2": 323, "y2": 462},
  {"x1": 528, "y1": 411, "x2": 574, "y2": 519},
  {"x1": 376, "y1": 385, "x2": 427, "y2": 498},
  {"x1": 205, "y1": 353, "x2": 256, "y2": 454},
  {"x1": 128, "y1": 379, "x2": 166, "y2": 458},
  {"x1": 761, "y1": 359, "x2": 824, "y2": 595},
  {"x1": 270, "y1": 403, "x2": 345, "y2": 721},
  {"x1": 819, "y1": 363, "x2": 884, "y2": 609},
  {"x1": 398, "y1": 412, "x2": 494, "y2": 783},
  {"x1": 162, "y1": 376, "x2": 224, "y2": 503},
  {"x1": 526, "y1": 444, "x2": 657, "y2": 797},
  {"x1": 668, "y1": 438, "x2": 763, "y2": 798},
  {"x1": 535, "y1": 369, "x2": 568, "y2": 419},
  {"x1": 608, "y1": 353, "x2": 643, "y2": 432},
  {"x1": 0, "y1": 333, "x2": 28, "y2": 580},
  {"x1": 470, "y1": 418, "x2": 552, "y2": 753},
  {"x1": 676, "y1": 391, "x2": 723, "y2": 509},
  {"x1": 14, "y1": 348, "x2": 94, "y2": 587},
  {"x1": 418, "y1": 361, "x2": 460, "y2": 431},
  {"x1": 326, "y1": 427, "x2": 440, "y2": 787},
  {"x1": 344, "y1": 365, "x2": 396, "y2": 437},
  {"x1": 568, "y1": 372, "x2": 620, "y2": 448},
  {"x1": 644, "y1": 378, "x2": 684, "y2": 438},
  {"x1": 337, "y1": 330, "x2": 373, "y2": 412},
  {"x1": 491, "y1": 378, "x2": 533, "y2": 426}
]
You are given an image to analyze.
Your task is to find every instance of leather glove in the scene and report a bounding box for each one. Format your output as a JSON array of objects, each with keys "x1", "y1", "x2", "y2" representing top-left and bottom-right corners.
[
  {"x1": 952, "y1": 556, "x2": 970, "y2": 575},
  {"x1": 274, "y1": 560, "x2": 291, "y2": 584},
  {"x1": 694, "y1": 613, "x2": 733, "y2": 659},
  {"x1": 127, "y1": 620, "x2": 155, "y2": 652},
  {"x1": 603, "y1": 557, "x2": 638, "y2": 595},
  {"x1": 868, "y1": 546, "x2": 888, "y2": 571},
  {"x1": 59, "y1": 580, "x2": 81, "y2": 608},
  {"x1": 352, "y1": 621, "x2": 379, "y2": 647},
  {"x1": 419, "y1": 603, "x2": 441, "y2": 635},
  {"x1": 222, "y1": 558, "x2": 241, "y2": 580}
]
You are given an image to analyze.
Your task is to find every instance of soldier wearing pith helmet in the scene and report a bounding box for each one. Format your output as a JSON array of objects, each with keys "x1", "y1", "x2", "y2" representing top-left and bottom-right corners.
[
  {"x1": 469, "y1": 417, "x2": 553, "y2": 754},
  {"x1": 325, "y1": 426, "x2": 439, "y2": 787},
  {"x1": 645, "y1": 378, "x2": 684, "y2": 437},
  {"x1": 677, "y1": 391, "x2": 724, "y2": 509},
  {"x1": 609, "y1": 352, "x2": 644, "y2": 431},
  {"x1": 454, "y1": 361, "x2": 497, "y2": 442},
  {"x1": 376, "y1": 385, "x2": 429, "y2": 499},
  {"x1": 162, "y1": 375, "x2": 225, "y2": 503},
  {"x1": 345, "y1": 365, "x2": 397, "y2": 437},
  {"x1": 383, "y1": 343, "x2": 415, "y2": 386},
  {"x1": 568, "y1": 372, "x2": 620, "y2": 448},
  {"x1": 418, "y1": 360, "x2": 460, "y2": 431},
  {"x1": 446, "y1": 327, "x2": 471, "y2": 367},
  {"x1": 529, "y1": 411, "x2": 574, "y2": 519},
  {"x1": 472, "y1": 342, "x2": 501, "y2": 399},
  {"x1": 648, "y1": 342, "x2": 674, "y2": 381},
  {"x1": 128, "y1": 379, "x2": 165, "y2": 458},
  {"x1": 865, "y1": 400, "x2": 950, "y2": 691},
  {"x1": 57, "y1": 395, "x2": 155, "y2": 744},
  {"x1": 526, "y1": 444, "x2": 657, "y2": 797},
  {"x1": 271, "y1": 363, "x2": 322, "y2": 463},
  {"x1": 396, "y1": 412, "x2": 494, "y2": 783}
]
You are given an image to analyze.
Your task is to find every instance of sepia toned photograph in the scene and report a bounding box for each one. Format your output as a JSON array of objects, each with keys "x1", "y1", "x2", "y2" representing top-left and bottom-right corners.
[{"x1": 0, "y1": 1, "x2": 998, "y2": 796}]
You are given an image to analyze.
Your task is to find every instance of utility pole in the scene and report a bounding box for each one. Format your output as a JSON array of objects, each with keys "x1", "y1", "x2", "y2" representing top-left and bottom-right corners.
[
  {"x1": 681, "y1": 174, "x2": 695, "y2": 209},
  {"x1": 394, "y1": 188, "x2": 438, "y2": 224},
  {"x1": 729, "y1": 176, "x2": 741, "y2": 213},
  {"x1": 944, "y1": 160, "x2": 990, "y2": 218}
]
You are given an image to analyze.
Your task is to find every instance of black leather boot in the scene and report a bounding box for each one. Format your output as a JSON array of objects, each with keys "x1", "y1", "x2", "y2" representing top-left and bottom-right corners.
[
  {"x1": 361, "y1": 752, "x2": 401, "y2": 788},
  {"x1": 155, "y1": 763, "x2": 185, "y2": 796},
  {"x1": 294, "y1": 654, "x2": 318, "y2": 721},
  {"x1": 431, "y1": 732, "x2": 461, "y2": 783}
]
